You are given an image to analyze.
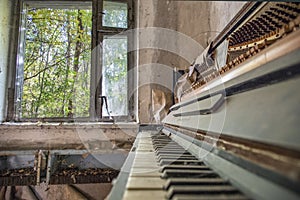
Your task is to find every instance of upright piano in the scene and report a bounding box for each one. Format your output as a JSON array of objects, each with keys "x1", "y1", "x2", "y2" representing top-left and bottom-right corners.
[{"x1": 109, "y1": 2, "x2": 300, "y2": 200}]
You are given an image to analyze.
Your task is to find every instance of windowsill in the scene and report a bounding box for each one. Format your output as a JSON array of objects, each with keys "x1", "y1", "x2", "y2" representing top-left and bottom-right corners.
[
  {"x1": 0, "y1": 122, "x2": 139, "y2": 151},
  {"x1": 1, "y1": 121, "x2": 139, "y2": 129}
]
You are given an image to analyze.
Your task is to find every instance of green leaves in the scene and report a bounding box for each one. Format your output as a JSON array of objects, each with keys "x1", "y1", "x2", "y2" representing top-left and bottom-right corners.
[
  {"x1": 103, "y1": 1, "x2": 128, "y2": 28},
  {"x1": 102, "y1": 37, "x2": 128, "y2": 116},
  {"x1": 22, "y1": 8, "x2": 92, "y2": 118}
]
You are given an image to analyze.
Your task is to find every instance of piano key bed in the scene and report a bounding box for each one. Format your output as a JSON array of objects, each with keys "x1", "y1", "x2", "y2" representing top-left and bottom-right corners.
[
  {"x1": 111, "y1": 130, "x2": 249, "y2": 200},
  {"x1": 109, "y1": 126, "x2": 300, "y2": 200}
]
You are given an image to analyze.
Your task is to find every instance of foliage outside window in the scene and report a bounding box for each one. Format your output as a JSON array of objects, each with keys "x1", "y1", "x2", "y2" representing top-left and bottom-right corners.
[
  {"x1": 22, "y1": 8, "x2": 92, "y2": 118},
  {"x1": 101, "y1": 1, "x2": 128, "y2": 116},
  {"x1": 103, "y1": 1, "x2": 128, "y2": 28},
  {"x1": 103, "y1": 36, "x2": 128, "y2": 116},
  {"x1": 18, "y1": 0, "x2": 132, "y2": 120}
]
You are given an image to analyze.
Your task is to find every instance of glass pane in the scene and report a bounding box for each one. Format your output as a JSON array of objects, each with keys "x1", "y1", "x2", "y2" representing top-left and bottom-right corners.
[
  {"x1": 103, "y1": 1, "x2": 127, "y2": 28},
  {"x1": 22, "y1": 8, "x2": 92, "y2": 118},
  {"x1": 102, "y1": 35, "x2": 128, "y2": 116}
]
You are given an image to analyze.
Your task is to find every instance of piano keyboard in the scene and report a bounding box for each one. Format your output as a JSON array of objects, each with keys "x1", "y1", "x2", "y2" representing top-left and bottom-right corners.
[{"x1": 123, "y1": 130, "x2": 250, "y2": 200}]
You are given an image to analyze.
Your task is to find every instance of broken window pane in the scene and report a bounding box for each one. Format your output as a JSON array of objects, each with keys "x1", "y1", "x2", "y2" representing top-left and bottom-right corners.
[
  {"x1": 103, "y1": 1, "x2": 128, "y2": 28},
  {"x1": 102, "y1": 35, "x2": 128, "y2": 116}
]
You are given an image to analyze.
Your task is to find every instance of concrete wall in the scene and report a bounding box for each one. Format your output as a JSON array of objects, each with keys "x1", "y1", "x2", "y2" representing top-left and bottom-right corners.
[
  {"x1": 137, "y1": 0, "x2": 246, "y2": 123},
  {"x1": 0, "y1": 0, "x2": 12, "y2": 122},
  {"x1": 137, "y1": 0, "x2": 178, "y2": 123},
  {"x1": 209, "y1": 2, "x2": 246, "y2": 35}
]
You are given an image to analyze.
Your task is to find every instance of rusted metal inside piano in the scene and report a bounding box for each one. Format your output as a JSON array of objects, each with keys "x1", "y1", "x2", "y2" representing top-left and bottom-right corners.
[{"x1": 178, "y1": 2, "x2": 300, "y2": 100}]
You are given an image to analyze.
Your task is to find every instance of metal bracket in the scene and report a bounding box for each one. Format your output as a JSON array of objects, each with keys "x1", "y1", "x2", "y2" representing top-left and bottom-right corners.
[
  {"x1": 36, "y1": 150, "x2": 46, "y2": 186},
  {"x1": 45, "y1": 151, "x2": 52, "y2": 187}
]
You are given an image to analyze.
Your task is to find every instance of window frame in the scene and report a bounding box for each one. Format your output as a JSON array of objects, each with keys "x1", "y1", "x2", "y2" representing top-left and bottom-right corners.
[
  {"x1": 90, "y1": 0, "x2": 136, "y2": 121},
  {"x1": 10, "y1": 0, "x2": 136, "y2": 122}
]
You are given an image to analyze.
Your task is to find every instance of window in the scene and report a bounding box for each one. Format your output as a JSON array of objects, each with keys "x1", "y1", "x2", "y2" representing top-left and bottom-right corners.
[
  {"x1": 91, "y1": 0, "x2": 134, "y2": 120},
  {"x1": 101, "y1": 1, "x2": 129, "y2": 117},
  {"x1": 103, "y1": 1, "x2": 128, "y2": 28},
  {"x1": 102, "y1": 35, "x2": 128, "y2": 116},
  {"x1": 16, "y1": 1, "x2": 92, "y2": 119},
  {"x1": 14, "y1": 0, "x2": 135, "y2": 121}
]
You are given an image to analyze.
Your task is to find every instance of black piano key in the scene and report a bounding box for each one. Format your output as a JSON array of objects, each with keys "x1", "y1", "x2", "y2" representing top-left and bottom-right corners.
[
  {"x1": 166, "y1": 185, "x2": 240, "y2": 199},
  {"x1": 172, "y1": 194, "x2": 249, "y2": 200},
  {"x1": 155, "y1": 150, "x2": 190, "y2": 155},
  {"x1": 164, "y1": 178, "x2": 229, "y2": 190},
  {"x1": 158, "y1": 155, "x2": 197, "y2": 161},
  {"x1": 161, "y1": 169, "x2": 218, "y2": 179},
  {"x1": 160, "y1": 165, "x2": 209, "y2": 173},
  {"x1": 160, "y1": 159, "x2": 204, "y2": 166}
]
